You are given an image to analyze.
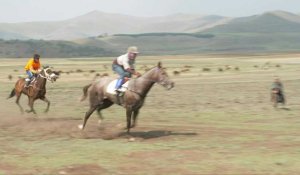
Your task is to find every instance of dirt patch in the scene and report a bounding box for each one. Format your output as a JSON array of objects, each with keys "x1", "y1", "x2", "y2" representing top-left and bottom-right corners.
[
  {"x1": 0, "y1": 163, "x2": 18, "y2": 173},
  {"x1": 54, "y1": 164, "x2": 107, "y2": 175},
  {"x1": 0, "y1": 115, "x2": 126, "y2": 140},
  {"x1": 0, "y1": 114, "x2": 199, "y2": 141}
]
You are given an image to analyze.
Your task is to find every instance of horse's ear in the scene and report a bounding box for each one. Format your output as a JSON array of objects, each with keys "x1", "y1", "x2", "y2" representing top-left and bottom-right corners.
[{"x1": 157, "y1": 62, "x2": 162, "y2": 68}]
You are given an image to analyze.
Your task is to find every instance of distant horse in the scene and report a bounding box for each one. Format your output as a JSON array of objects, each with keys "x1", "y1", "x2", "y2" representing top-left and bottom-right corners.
[
  {"x1": 79, "y1": 62, "x2": 174, "y2": 133},
  {"x1": 7, "y1": 67, "x2": 59, "y2": 114}
]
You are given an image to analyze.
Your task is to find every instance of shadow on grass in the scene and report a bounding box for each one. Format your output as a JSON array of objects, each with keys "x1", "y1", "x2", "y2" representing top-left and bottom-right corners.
[
  {"x1": 275, "y1": 106, "x2": 291, "y2": 111},
  {"x1": 119, "y1": 130, "x2": 197, "y2": 139},
  {"x1": 280, "y1": 107, "x2": 291, "y2": 111}
]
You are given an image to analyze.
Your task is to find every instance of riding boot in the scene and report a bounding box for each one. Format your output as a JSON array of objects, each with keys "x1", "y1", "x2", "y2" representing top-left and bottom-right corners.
[{"x1": 25, "y1": 78, "x2": 31, "y2": 87}]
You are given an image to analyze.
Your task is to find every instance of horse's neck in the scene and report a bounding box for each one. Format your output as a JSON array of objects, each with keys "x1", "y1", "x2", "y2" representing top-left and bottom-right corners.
[
  {"x1": 130, "y1": 70, "x2": 156, "y2": 97},
  {"x1": 35, "y1": 74, "x2": 47, "y2": 89}
]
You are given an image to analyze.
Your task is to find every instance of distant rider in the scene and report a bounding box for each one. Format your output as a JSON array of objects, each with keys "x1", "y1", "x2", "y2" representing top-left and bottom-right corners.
[
  {"x1": 271, "y1": 76, "x2": 285, "y2": 104},
  {"x1": 112, "y1": 46, "x2": 141, "y2": 91},
  {"x1": 24, "y1": 54, "x2": 41, "y2": 87}
]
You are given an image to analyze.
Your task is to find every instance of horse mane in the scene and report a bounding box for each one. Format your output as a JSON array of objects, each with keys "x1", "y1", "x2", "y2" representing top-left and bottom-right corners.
[{"x1": 140, "y1": 66, "x2": 161, "y2": 78}]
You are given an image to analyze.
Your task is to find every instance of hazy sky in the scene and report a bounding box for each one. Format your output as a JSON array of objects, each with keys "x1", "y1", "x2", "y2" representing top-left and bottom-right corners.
[{"x1": 0, "y1": 0, "x2": 299, "y2": 23}]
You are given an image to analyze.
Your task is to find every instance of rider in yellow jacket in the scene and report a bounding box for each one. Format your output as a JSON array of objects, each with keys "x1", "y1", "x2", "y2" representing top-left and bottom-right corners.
[{"x1": 24, "y1": 54, "x2": 41, "y2": 86}]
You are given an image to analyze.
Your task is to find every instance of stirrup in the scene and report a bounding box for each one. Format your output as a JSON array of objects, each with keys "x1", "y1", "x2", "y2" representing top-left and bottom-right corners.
[
  {"x1": 118, "y1": 92, "x2": 124, "y2": 97},
  {"x1": 114, "y1": 89, "x2": 124, "y2": 97},
  {"x1": 115, "y1": 88, "x2": 122, "y2": 92},
  {"x1": 24, "y1": 81, "x2": 31, "y2": 88}
]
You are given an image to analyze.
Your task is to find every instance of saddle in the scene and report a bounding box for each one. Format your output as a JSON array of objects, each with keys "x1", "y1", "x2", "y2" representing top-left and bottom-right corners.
[{"x1": 106, "y1": 79, "x2": 130, "y2": 95}]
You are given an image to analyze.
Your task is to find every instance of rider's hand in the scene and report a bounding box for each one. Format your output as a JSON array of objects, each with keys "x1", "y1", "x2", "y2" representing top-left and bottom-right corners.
[{"x1": 135, "y1": 72, "x2": 141, "y2": 77}]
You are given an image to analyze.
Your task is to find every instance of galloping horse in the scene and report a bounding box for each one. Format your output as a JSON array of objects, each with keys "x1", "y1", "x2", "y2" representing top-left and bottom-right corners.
[
  {"x1": 7, "y1": 67, "x2": 59, "y2": 114},
  {"x1": 79, "y1": 62, "x2": 174, "y2": 133}
]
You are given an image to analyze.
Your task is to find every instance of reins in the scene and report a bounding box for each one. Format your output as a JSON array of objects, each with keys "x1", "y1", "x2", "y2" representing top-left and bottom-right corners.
[{"x1": 127, "y1": 76, "x2": 158, "y2": 98}]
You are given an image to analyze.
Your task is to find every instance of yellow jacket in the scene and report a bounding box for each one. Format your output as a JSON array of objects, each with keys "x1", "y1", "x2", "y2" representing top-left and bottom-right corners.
[{"x1": 25, "y1": 58, "x2": 41, "y2": 72}]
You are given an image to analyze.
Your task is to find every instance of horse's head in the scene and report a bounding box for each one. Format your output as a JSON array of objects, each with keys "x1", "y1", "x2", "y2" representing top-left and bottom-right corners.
[
  {"x1": 152, "y1": 62, "x2": 174, "y2": 90},
  {"x1": 40, "y1": 66, "x2": 59, "y2": 83}
]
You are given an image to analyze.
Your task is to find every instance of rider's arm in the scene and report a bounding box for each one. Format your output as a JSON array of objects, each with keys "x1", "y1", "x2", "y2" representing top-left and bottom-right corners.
[
  {"x1": 122, "y1": 56, "x2": 140, "y2": 76},
  {"x1": 29, "y1": 64, "x2": 41, "y2": 74},
  {"x1": 125, "y1": 68, "x2": 135, "y2": 74},
  {"x1": 126, "y1": 68, "x2": 141, "y2": 77},
  {"x1": 30, "y1": 68, "x2": 38, "y2": 74},
  {"x1": 122, "y1": 57, "x2": 131, "y2": 70},
  {"x1": 30, "y1": 62, "x2": 41, "y2": 74}
]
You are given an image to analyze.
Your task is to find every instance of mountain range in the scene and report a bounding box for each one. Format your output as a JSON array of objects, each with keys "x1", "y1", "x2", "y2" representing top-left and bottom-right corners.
[
  {"x1": 0, "y1": 10, "x2": 300, "y2": 57},
  {"x1": 1, "y1": 10, "x2": 300, "y2": 41},
  {"x1": 0, "y1": 11, "x2": 230, "y2": 40}
]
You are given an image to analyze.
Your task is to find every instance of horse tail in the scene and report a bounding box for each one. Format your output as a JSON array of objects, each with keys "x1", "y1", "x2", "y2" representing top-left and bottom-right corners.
[
  {"x1": 7, "y1": 88, "x2": 16, "y2": 99},
  {"x1": 80, "y1": 84, "x2": 92, "y2": 101}
]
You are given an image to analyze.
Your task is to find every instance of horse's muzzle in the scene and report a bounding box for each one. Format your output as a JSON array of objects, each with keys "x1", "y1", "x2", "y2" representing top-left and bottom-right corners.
[{"x1": 50, "y1": 74, "x2": 59, "y2": 82}]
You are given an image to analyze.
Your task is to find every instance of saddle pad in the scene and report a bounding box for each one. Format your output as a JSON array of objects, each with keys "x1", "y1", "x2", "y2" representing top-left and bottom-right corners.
[{"x1": 106, "y1": 79, "x2": 129, "y2": 95}]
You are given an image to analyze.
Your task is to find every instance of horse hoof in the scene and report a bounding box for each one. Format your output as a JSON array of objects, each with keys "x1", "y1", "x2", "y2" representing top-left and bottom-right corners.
[
  {"x1": 128, "y1": 137, "x2": 135, "y2": 142},
  {"x1": 130, "y1": 124, "x2": 136, "y2": 128},
  {"x1": 78, "y1": 124, "x2": 84, "y2": 130}
]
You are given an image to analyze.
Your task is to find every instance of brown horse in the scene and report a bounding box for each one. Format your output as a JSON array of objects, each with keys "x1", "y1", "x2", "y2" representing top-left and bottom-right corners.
[
  {"x1": 79, "y1": 62, "x2": 174, "y2": 133},
  {"x1": 7, "y1": 67, "x2": 59, "y2": 114}
]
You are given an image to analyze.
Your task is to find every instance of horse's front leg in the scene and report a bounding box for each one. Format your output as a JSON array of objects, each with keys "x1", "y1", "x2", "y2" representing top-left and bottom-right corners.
[
  {"x1": 40, "y1": 96, "x2": 50, "y2": 113},
  {"x1": 126, "y1": 108, "x2": 133, "y2": 133},
  {"x1": 131, "y1": 109, "x2": 140, "y2": 128},
  {"x1": 97, "y1": 109, "x2": 103, "y2": 124},
  {"x1": 26, "y1": 97, "x2": 37, "y2": 114}
]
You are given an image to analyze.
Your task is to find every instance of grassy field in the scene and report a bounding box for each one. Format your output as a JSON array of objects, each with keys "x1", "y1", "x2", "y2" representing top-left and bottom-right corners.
[{"x1": 0, "y1": 54, "x2": 300, "y2": 174}]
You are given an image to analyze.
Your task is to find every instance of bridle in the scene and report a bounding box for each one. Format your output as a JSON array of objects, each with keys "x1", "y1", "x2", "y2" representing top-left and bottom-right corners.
[{"x1": 38, "y1": 68, "x2": 57, "y2": 82}]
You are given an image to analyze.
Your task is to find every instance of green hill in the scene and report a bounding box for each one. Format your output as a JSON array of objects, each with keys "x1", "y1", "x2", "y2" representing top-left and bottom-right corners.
[
  {"x1": 0, "y1": 39, "x2": 117, "y2": 58},
  {"x1": 0, "y1": 31, "x2": 28, "y2": 40},
  {"x1": 2, "y1": 31, "x2": 300, "y2": 58},
  {"x1": 204, "y1": 11, "x2": 300, "y2": 33}
]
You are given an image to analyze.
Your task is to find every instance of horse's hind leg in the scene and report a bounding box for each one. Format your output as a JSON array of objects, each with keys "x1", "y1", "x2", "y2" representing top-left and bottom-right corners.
[
  {"x1": 26, "y1": 97, "x2": 37, "y2": 115},
  {"x1": 78, "y1": 106, "x2": 97, "y2": 130},
  {"x1": 15, "y1": 93, "x2": 24, "y2": 114},
  {"x1": 96, "y1": 100, "x2": 113, "y2": 125},
  {"x1": 40, "y1": 96, "x2": 50, "y2": 113}
]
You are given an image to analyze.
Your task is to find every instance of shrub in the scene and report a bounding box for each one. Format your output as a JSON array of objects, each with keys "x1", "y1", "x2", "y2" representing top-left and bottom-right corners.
[
  {"x1": 173, "y1": 71, "x2": 180, "y2": 76},
  {"x1": 202, "y1": 68, "x2": 211, "y2": 72}
]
